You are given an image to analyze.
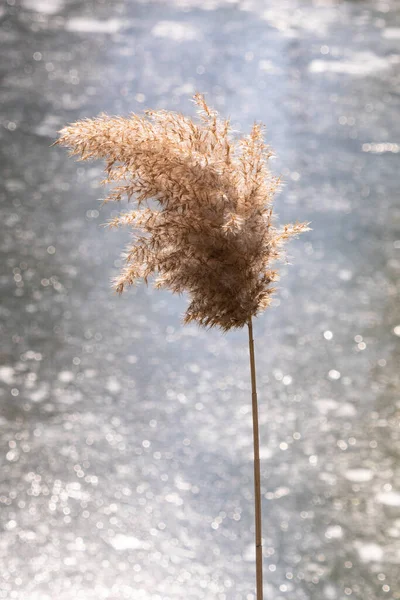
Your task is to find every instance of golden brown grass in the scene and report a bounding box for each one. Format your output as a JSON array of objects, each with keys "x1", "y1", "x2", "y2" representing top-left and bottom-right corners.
[
  {"x1": 56, "y1": 94, "x2": 308, "y2": 331},
  {"x1": 56, "y1": 94, "x2": 309, "y2": 600}
]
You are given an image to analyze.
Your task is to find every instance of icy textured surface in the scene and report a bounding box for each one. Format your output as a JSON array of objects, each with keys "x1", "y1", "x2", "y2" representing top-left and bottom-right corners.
[{"x1": 0, "y1": 0, "x2": 399, "y2": 599}]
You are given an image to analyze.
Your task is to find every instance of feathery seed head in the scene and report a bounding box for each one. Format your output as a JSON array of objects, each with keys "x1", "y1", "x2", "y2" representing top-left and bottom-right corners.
[{"x1": 56, "y1": 95, "x2": 309, "y2": 330}]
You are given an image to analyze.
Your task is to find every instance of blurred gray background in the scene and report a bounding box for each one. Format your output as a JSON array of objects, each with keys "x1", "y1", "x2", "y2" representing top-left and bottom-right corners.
[{"x1": 1, "y1": 0, "x2": 400, "y2": 599}]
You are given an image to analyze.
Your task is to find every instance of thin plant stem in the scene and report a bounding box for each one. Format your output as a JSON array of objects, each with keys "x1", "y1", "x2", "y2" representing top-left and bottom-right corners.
[{"x1": 248, "y1": 317, "x2": 263, "y2": 600}]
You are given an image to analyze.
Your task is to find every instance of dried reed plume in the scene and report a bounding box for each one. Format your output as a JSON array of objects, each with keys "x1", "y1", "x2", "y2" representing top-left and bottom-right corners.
[
  {"x1": 56, "y1": 95, "x2": 308, "y2": 600},
  {"x1": 56, "y1": 94, "x2": 308, "y2": 331}
]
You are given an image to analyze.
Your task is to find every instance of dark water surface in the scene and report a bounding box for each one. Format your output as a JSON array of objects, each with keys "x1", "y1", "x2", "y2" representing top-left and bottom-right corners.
[{"x1": 1, "y1": 0, "x2": 400, "y2": 598}]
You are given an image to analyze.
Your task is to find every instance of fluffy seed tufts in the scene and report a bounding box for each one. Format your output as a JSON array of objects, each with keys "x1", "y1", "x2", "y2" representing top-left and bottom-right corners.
[{"x1": 56, "y1": 95, "x2": 309, "y2": 330}]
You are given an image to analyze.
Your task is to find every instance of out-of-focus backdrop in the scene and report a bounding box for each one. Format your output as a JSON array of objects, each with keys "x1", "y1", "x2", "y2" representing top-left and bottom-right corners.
[{"x1": 1, "y1": 0, "x2": 400, "y2": 599}]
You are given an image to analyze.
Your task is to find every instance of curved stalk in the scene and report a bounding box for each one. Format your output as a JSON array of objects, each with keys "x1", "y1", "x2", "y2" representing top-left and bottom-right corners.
[{"x1": 248, "y1": 318, "x2": 263, "y2": 600}]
